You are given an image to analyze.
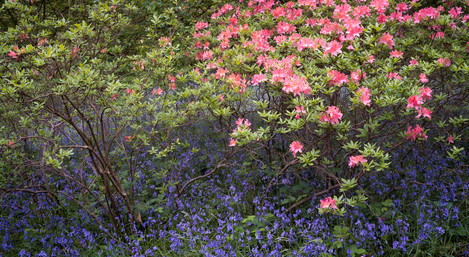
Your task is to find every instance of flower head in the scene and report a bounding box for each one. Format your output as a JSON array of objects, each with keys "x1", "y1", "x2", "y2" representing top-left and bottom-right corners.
[
  {"x1": 229, "y1": 138, "x2": 238, "y2": 146},
  {"x1": 349, "y1": 155, "x2": 368, "y2": 168},
  {"x1": 357, "y1": 87, "x2": 371, "y2": 106},
  {"x1": 290, "y1": 141, "x2": 304, "y2": 157},
  {"x1": 320, "y1": 197, "x2": 337, "y2": 209},
  {"x1": 324, "y1": 40, "x2": 342, "y2": 57},
  {"x1": 325, "y1": 106, "x2": 343, "y2": 124},
  {"x1": 407, "y1": 95, "x2": 423, "y2": 109}
]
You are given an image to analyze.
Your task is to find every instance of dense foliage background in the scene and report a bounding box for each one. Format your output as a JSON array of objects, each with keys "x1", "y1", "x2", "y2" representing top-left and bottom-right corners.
[{"x1": 0, "y1": 0, "x2": 468, "y2": 256}]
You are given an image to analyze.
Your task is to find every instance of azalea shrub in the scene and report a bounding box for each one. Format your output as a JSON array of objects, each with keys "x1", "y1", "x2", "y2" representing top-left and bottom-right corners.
[
  {"x1": 188, "y1": 0, "x2": 469, "y2": 210},
  {"x1": 0, "y1": 0, "x2": 468, "y2": 256}
]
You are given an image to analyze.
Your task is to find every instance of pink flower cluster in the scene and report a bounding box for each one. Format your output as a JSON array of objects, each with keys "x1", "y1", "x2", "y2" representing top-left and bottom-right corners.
[
  {"x1": 320, "y1": 106, "x2": 343, "y2": 124},
  {"x1": 406, "y1": 125, "x2": 427, "y2": 141},
  {"x1": 357, "y1": 87, "x2": 371, "y2": 106},
  {"x1": 289, "y1": 141, "x2": 304, "y2": 157},
  {"x1": 320, "y1": 197, "x2": 337, "y2": 210},
  {"x1": 295, "y1": 106, "x2": 306, "y2": 119},
  {"x1": 349, "y1": 155, "x2": 368, "y2": 168},
  {"x1": 234, "y1": 118, "x2": 251, "y2": 132},
  {"x1": 328, "y1": 70, "x2": 349, "y2": 86},
  {"x1": 407, "y1": 87, "x2": 432, "y2": 120},
  {"x1": 379, "y1": 33, "x2": 395, "y2": 49}
]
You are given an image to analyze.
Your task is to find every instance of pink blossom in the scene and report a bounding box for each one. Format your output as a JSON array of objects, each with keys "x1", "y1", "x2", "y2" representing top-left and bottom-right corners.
[
  {"x1": 419, "y1": 73, "x2": 428, "y2": 83},
  {"x1": 324, "y1": 40, "x2": 342, "y2": 57},
  {"x1": 353, "y1": 6, "x2": 371, "y2": 19},
  {"x1": 290, "y1": 141, "x2": 304, "y2": 157},
  {"x1": 377, "y1": 13, "x2": 388, "y2": 23},
  {"x1": 282, "y1": 75, "x2": 311, "y2": 96},
  {"x1": 195, "y1": 21, "x2": 209, "y2": 30},
  {"x1": 295, "y1": 106, "x2": 306, "y2": 120},
  {"x1": 438, "y1": 58, "x2": 451, "y2": 66},
  {"x1": 277, "y1": 21, "x2": 296, "y2": 34},
  {"x1": 320, "y1": 197, "x2": 338, "y2": 209},
  {"x1": 416, "y1": 107, "x2": 432, "y2": 119},
  {"x1": 371, "y1": 0, "x2": 389, "y2": 13},
  {"x1": 350, "y1": 71, "x2": 361, "y2": 82},
  {"x1": 367, "y1": 55, "x2": 375, "y2": 63},
  {"x1": 449, "y1": 7, "x2": 462, "y2": 19},
  {"x1": 159, "y1": 37, "x2": 171, "y2": 46},
  {"x1": 409, "y1": 59, "x2": 418, "y2": 67},
  {"x1": 349, "y1": 155, "x2": 368, "y2": 167},
  {"x1": 8, "y1": 50, "x2": 17, "y2": 58},
  {"x1": 328, "y1": 70, "x2": 349, "y2": 86},
  {"x1": 379, "y1": 33, "x2": 395, "y2": 49},
  {"x1": 324, "y1": 106, "x2": 343, "y2": 124},
  {"x1": 152, "y1": 88, "x2": 163, "y2": 95},
  {"x1": 333, "y1": 4, "x2": 352, "y2": 21},
  {"x1": 126, "y1": 89, "x2": 134, "y2": 95},
  {"x1": 357, "y1": 87, "x2": 371, "y2": 106},
  {"x1": 215, "y1": 67, "x2": 229, "y2": 79},
  {"x1": 229, "y1": 138, "x2": 238, "y2": 146},
  {"x1": 387, "y1": 72, "x2": 402, "y2": 80},
  {"x1": 406, "y1": 125, "x2": 427, "y2": 141},
  {"x1": 390, "y1": 50, "x2": 403, "y2": 58},
  {"x1": 235, "y1": 118, "x2": 251, "y2": 131},
  {"x1": 252, "y1": 74, "x2": 266, "y2": 85},
  {"x1": 419, "y1": 87, "x2": 432, "y2": 100},
  {"x1": 447, "y1": 134, "x2": 454, "y2": 144},
  {"x1": 407, "y1": 95, "x2": 423, "y2": 109},
  {"x1": 396, "y1": 3, "x2": 408, "y2": 12}
]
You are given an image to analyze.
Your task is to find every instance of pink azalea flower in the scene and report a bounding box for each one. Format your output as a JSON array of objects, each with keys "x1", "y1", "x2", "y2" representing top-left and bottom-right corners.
[
  {"x1": 387, "y1": 72, "x2": 402, "y2": 80},
  {"x1": 357, "y1": 87, "x2": 371, "y2": 106},
  {"x1": 390, "y1": 50, "x2": 403, "y2": 58},
  {"x1": 407, "y1": 95, "x2": 423, "y2": 109},
  {"x1": 416, "y1": 107, "x2": 432, "y2": 119},
  {"x1": 406, "y1": 125, "x2": 427, "y2": 141},
  {"x1": 419, "y1": 73, "x2": 428, "y2": 83},
  {"x1": 396, "y1": 3, "x2": 408, "y2": 12},
  {"x1": 409, "y1": 58, "x2": 418, "y2": 67},
  {"x1": 229, "y1": 138, "x2": 238, "y2": 146},
  {"x1": 320, "y1": 197, "x2": 338, "y2": 209},
  {"x1": 349, "y1": 155, "x2": 368, "y2": 168},
  {"x1": 367, "y1": 55, "x2": 375, "y2": 63},
  {"x1": 325, "y1": 106, "x2": 343, "y2": 124},
  {"x1": 8, "y1": 50, "x2": 17, "y2": 58},
  {"x1": 290, "y1": 141, "x2": 304, "y2": 157},
  {"x1": 353, "y1": 6, "x2": 371, "y2": 19},
  {"x1": 324, "y1": 40, "x2": 342, "y2": 57},
  {"x1": 350, "y1": 71, "x2": 361, "y2": 82},
  {"x1": 295, "y1": 106, "x2": 306, "y2": 115},
  {"x1": 379, "y1": 33, "x2": 395, "y2": 49},
  {"x1": 447, "y1": 134, "x2": 454, "y2": 144},
  {"x1": 195, "y1": 21, "x2": 209, "y2": 30},
  {"x1": 152, "y1": 88, "x2": 163, "y2": 95},
  {"x1": 126, "y1": 89, "x2": 135, "y2": 95},
  {"x1": 252, "y1": 74, "x2": 266, "y2": 85},
  {"x1": 419, "y1": 87, "x2": 432, "y2": 101},
  {"x1": 438, "y1": 58, "x2": 451, "y2": 67},
  {"x1": 328, "y1": 70, "x2": 349, "y2": 86},
  {"x1": 215, "y1": 67, "x2": 229, "y2": 79}
]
